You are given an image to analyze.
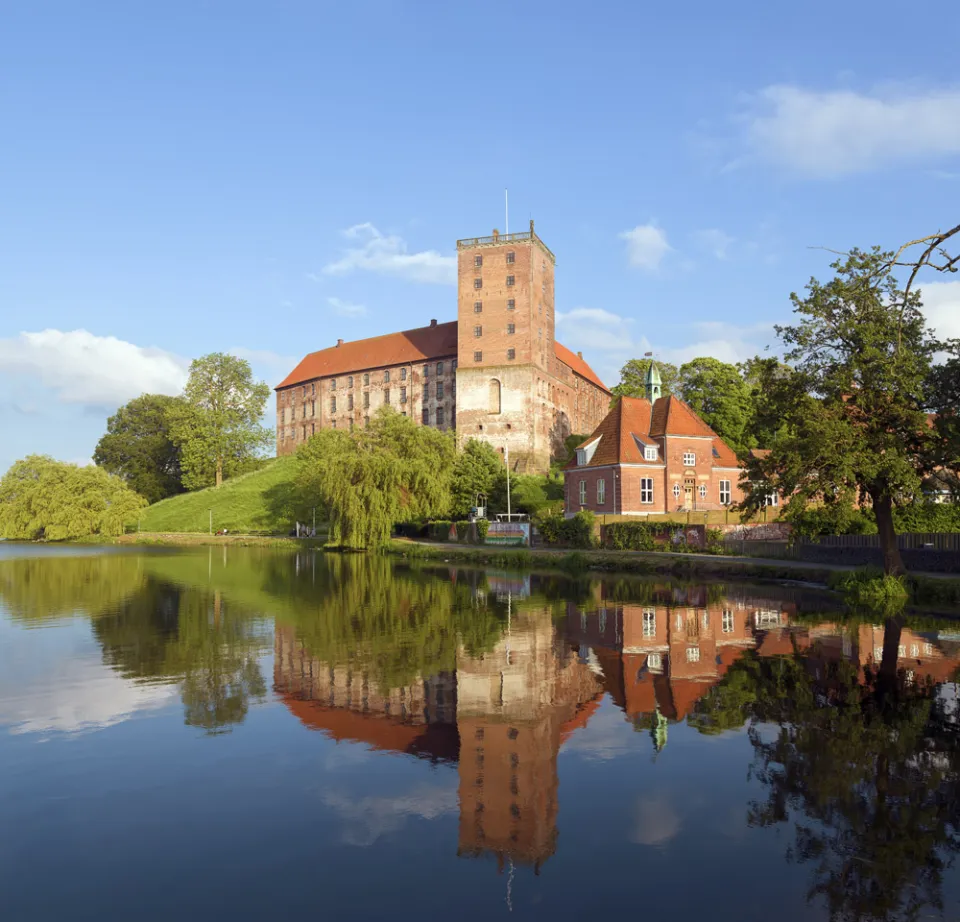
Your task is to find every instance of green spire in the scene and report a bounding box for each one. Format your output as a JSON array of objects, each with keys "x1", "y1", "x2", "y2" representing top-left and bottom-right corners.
[{"x1": 645, "y1": 361, "x2": 662, "y2": 401}]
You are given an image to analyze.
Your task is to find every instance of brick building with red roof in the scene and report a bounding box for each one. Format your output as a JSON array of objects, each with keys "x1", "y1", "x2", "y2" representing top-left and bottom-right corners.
[{"x1": 275, "y1": 222, "x2": 611, "y2": 471}]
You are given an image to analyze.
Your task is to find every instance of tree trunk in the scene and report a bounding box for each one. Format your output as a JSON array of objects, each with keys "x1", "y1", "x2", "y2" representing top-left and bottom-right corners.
[
  {"x1": 216, "y1": 457, "x2": 223, "y2": 489},
  {"x1": 870, "y1": 490, "x2": 905, "y2": 576},
  {"x1": 876, "y1": 616, "x2": 904, "y2": 704}
]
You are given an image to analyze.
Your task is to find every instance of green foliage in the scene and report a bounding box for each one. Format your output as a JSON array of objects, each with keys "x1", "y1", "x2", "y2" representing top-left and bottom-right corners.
[
  {"x1": 741, "y1": 248, "x2": 956, "y2": 575},
  {"x1": 455, "y1": 521, "x2": 470, "y2": 542},
  {"x1": 168, "y1": 352, "x2": 272, "y2": 490},
  {"x1": 0, "y1": 455, "x2": 147, "y2": 540},
  {"x1": 490, "y1": 472, "x2": 563, "y2": 516},
  {"x1": 828, "y1": 567, "x2": 909, "y2": 613},
  {"x1": 93, "y1": 394, "x2": 185, "y2": 503},
  {"x1": 788, "y1": 500, "x2": 960, "y2": 537},
  {"x1": 534, "y1": 509, "x2": 596, "y2": 548},
  {"x1": 428, "y1": 520, "x2": 455, "y2": 541},
  {"x1": 450, "y1": 439, "x2": 503, "y2": 519},
  {"x1": 677, "y1": 357, "x2": 755, "y2": 455},
  {"x1": 296, "y1": 408, "x2": 455, "y2": 549},
  {"x1": 602, "y1": 520, "x2": 721, "y2": 552},
  {"x1": 138, "y1": 456, "x2": 302, "y2": 534},
  {"x1": 612, "y1": 357, "x2": 679, "y2": 400},
  {"x1": 476, "y1": 518, "x2": 489, "y2": 542}
]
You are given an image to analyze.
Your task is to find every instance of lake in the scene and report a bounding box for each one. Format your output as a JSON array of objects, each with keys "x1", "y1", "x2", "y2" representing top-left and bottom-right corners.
[{"x1": 3, "y1": 544, "x2": 960, "y2": 921}]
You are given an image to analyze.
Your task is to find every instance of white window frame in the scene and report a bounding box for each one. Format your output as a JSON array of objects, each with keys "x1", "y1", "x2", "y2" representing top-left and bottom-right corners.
[
  {"x1": 644, "y1": 445, "x2": 658, "y2": 461},
  {"x1": 672, "y1": 483, "x2": 681, "y2": 499},
  {"x1": 647, "y1": 653, "x2": 662, "y2": 671},
  {"x1": 719, "y1": 480, "x2": 731, "y2": 505},
  {"x1": 640, "y1": 477, "x2": 654, "y2": 504},
  {"x1": 764, "y1": 493, "x2": 779, "y2": 507},
  {"x1": 722, "y1": 610, "x2": 734, "y2": 634},
  {"x1": 642, "y1": 608, "x2": 656, "y2": 637},
  {"x1": 579, "y1": 480, "x2": 586, "y2": 506},
  {"x1": 698, "y1": 484, "x2": 707, "y2": 498},
  {"x1": 686, "y1": 646, "x2": 700, "y2": 663},
  {"x1": 597, "y1": 478, "x2": 606, "y2": 505},
  {"x1": 683, "y1": 451, "x2": 696, "y2": 466}
]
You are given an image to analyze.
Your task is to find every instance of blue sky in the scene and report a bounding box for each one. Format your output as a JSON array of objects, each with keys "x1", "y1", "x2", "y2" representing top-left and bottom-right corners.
[{"x1": 2, "y1": 1, "x2": 959, "y2": 471}]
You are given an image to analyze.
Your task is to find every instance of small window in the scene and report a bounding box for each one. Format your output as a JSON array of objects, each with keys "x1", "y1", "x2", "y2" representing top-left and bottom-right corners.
[
  {"x1": 474, "y1": 278, "x2": 482, "y2": 290},
  {"x1": 506, "y1": 275, "x2": 515, "y2": 287},
  {"x1": 437, "y1": 362, "x2": 444, "y2": 375},
  {"x1": 474, "y1": 350, "x2": 482, "y2": 362},
  {"x1": 578, "y1": 480, "x2": 586, "y2": 506},
  {"x1": 644, "y1": 445, "x2": 657, "y2": 462},
  {"x1": 507, "y1": 323, "x2": 515, "y2": 335},
  {"x1": 647, "y1": 653, "x2": 662, "y2": 671},
  {"x1": 363, "y1": 373, "x2": 370, "y2": 386},
  {"x1": 722, "y1": 610, "x2": 734, "y2": 634},
  {"x1": 474, "y1": 301, "x2": 482, "y2": 313},
  {"x1": 507, "y1": 299, "x2": 515, "y2": 311},
  {"x1": 423, "y1": 386, "x2": 428, "y2": 401},
  {"x1": 347, "y1": 376, "x2": 353, "y2": 388},
  {"x1": 423, "y1": 364, "x2": 429, "y2": 376},
  {"x1": 331, "y1": 378, "x2": 337, "y2": 390},
  {"x1": 422, "y1": 407, "x2": 430, "y2": 424},
  {"x1": 330, "y1": 397, "x2": 337, "y2": 413},
  {"x1": 474, "y1": 255, "x2": 482, "y2": 268},
  {"x1": 400, "y1": 367, "x2": 407, "y2": 381},
  {"x1": 641, "y1": 477, "x2": 654, "y2": 504},
  {"x1": 347, "y1": 394, "x2": 354, "y2": 411},
  {"x1": 507, "y1": 348, "x2": 516, "y2": 360},
  {"x1": 686, "y1": 647, "x2": 701, "y2": 663},
  {"x1": 642, "y1": 609, "x2": 656, "y2": 638},
  {"x1": 437, "y1": 381, "x2": 444, "y2": 399},
  {"x1": 311, "y1": 383, "x2": 316, "y2": 396},
  {"x1": 673, "y1": 483, "x2": 681, "y2": 499},
  {"x1": 719, "y1": 480, "x2": 731, "y2": 505},
  {"x1": 597, "y1": 479, "x2": 606, "y2": 505},
  {"x1": 363, "y1": 392, "x2": 370, "y2": 409},
  {"x1": 400, "y1": 386, "x2": 407, "y2": 403},
  {"x1": 683, "y1": 451, "x2": 696, "y2": 466},
  {"x1": 698, "y1": 485, "x2": 707, "y2": 498},
  {"x1": 310, "y1": 400, "x2": 315, "y2": 417},
  {"x1": 437, "y1": 406, "x2": 445, "y2": 426},
  {"x1": 384, "y1": 370, "x2": 390, "y2": 383},
  {"x1": 764, "y1": 493, "x2": 779, "y2": 507},
  {"x1": 384, "y1": 388, "x2": 390, "y2": 405},
  {"x1": 506, "y1": 251, "x2": 515, "y2": 264},
  {"x1": 474, "y1": 325, "x2": 482, "y2": 337},
  {"x1": 364, "y1": 415, "x2": 369, "y2": 427}
]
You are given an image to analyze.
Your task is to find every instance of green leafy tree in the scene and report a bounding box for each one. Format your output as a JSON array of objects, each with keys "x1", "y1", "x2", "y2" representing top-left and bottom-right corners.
[
  {"x1": 450, "y1": 439, "x2": 504, "y2": 519},
  {"x1": 611, "y1": 358, "x2": 679, "y2": 400},
  {"x1": 93, "y1": 394, "x2": 185, "y2": 503},
  {"x1": 0, "y1": 455, "x2": 147, "y2": 540},
  {"x1": 676, "y1": 357, "x2": 755, "y2": 454},
  {"x1": 741, "y1": 249, "x2": 956, "y2": 575},
  {"x1": 296, "y1": 408, "x2": 455, "y2": 548},
  {"x1": 168, "y1": 353, "x2": 272, "y2": 489}
]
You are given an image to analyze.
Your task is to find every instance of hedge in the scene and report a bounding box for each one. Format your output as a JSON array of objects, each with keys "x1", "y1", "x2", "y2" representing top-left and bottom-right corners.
[{"x1": 535, "y1": 510, "x2": 596, "y2": 548}]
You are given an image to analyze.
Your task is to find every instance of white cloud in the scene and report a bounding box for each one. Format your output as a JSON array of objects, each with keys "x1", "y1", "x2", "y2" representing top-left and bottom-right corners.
[
  {"x1": 658, "y1": 321, "x2": 776, "y2": 366},
  {"x1": 328, "y1": 296, "x2": 368, "y2": 318},
  {"x1": 322, "y1": 223, "x2": 456, "y2": 285},
  {"x1": 738, "y1": 84, "x2": 960, "y2": 176},
  {"x1": 692, "y1": 228, "x2": 735, "y2": 260},
  {"x1": 631, "y1": 796, "x2": 681, "y2": 846},
  {"x1": 561, "y1": 700, "x2": 637, "y2": 761},
  {"x1": 918, "y1": 280, "x2": 960, "y2": 340},
  {"x1": 0, "y1": 329, "x2": 188, "y2": 408},
  {"x1": 621, "y1": 223, "x2": 672, "y2": 271}
]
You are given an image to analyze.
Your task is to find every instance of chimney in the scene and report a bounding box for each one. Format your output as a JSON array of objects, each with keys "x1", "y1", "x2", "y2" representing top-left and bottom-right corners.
[
  {"x1": 336, "y1": 338, "x2": 344, "y2": 347},
  {"x1": 430, "y1": 319, "x2": 437, "y2": 327},
  {"x1": 492, "y1": 228, "x2": 500, "y2": 240},
  {"x1": 577, "y1": 351, "x2": 583, "y2": 359}
]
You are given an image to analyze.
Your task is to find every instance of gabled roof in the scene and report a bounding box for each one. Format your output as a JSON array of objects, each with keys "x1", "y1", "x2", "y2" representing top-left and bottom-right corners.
[
  {"x1": 554, "y1": 341, "x2": 610, "y2": 393},
  {"x1": 570, "y1": 395, "x2": 746, "y2": 469},
  {"x1": 276, "y1": 321, "x2": 459, "y2": 389}
]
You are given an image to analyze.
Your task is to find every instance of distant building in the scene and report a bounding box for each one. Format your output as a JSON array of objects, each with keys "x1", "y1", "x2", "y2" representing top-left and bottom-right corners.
[
  {"x1": 275, "y1": 222, "x2": 611, "y2": 472},
  {"x1": 564, "y1": 363, "x2": 767, "y2": 515}
]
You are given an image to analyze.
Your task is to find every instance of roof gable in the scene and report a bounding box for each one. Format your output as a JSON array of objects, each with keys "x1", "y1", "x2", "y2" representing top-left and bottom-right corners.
[{"x1": 554, "y1": 341, "x2": 610, "y2": 393}]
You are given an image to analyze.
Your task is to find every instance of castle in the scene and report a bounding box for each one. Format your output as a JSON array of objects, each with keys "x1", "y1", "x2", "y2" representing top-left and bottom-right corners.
[{"x1": 275, "y1": 222, "x2": 611, "y2": 471}]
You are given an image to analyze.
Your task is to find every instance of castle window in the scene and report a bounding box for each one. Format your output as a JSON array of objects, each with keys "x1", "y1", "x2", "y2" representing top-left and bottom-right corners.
[
  {"x1": 507, "y1": 348, "x2": 516, "y2": 360},
  {"x1": 641, "y1": 478, "x2": 654, "y2": 504},
  {"x1": 348, "y1": 376, "x2": 353, "y2": 388},
  {"x1": 506, "y1": 275, "x2": 515, "y2": 287},
  {"x1": 302, "y1": 425, "x2": 306, "y2": 439},
  {"x1": 578, "y1": 480, "x2": 586, "y2": 506},
  {"x1": 330, "y1": 397, "x2": 337, "y2": 414},
  {"x1": 423, "y1": 386, "x2": 428, "y2": 401},
  {"x1": 597, "y1": 479, "x2": 606, "y2": 505},
  {"x1": 474, "y1": 301, "x2": 482, "y2": 313},
  {"x1": 644, "y1": 445, "x2": 657, "y2": 462},
  {"x1": 474, "y1": 278, "x2": 482, "y2": 289},
  {"x1": 347, "y1": 394, "x2": 354, "y2": 411},
  {"x1": 310, "y1": 400, "x2": 315, "y2": 417},
  {"x1": 363, "y1": 392, "x2": 370, "y2": 409},
  {"x1": 437, "y1": 362, "x2": 444, "y2": 374},
  {"x1": 507, "y1": 299, "x2": 515, "y2": 311},
  {"x1": 683, "y1": 451, "x2": 696, "y2": 466},
  {"x1": 423, "y1": 364, "x2": 429, "y2": 376},
  {"x1": 474, "y1": 255, "x2": 482, "y2": 268},
  {"x1": 507, "y1": 323, "x2": 515, "y2": 335},
  {"x1": 506, "y1": 251, "x2": 515, "y2": 264},
  {"x1": 384, "y1": 388, "x2": 390, "y2": 405},
  {"x1": 436, "y1": 381, "x2": 444, "y2": 399},
  {"x1": 330, "y1": 378, "x2": 336, "y2": 390},
  {"x1": 422, "y1": 407, "x2": 430, "y2": 424},
  {"x1": 474, "y1": 351, "x2": 482, "y2": 362},
  {"x1": 474, "y1": 326, "x2": 482, "y2": 337},
  {"x1": 400, "y1": 386, "x2": 407, "y2": 404},
  {"x1": 489, "y1": 378, "x2": 501, "y2": 414},
  {"x1": 311, "y1": 423, "x2": 315, "y2": 436},
  {"x1": 400, "y1": 367, "x2": 407, "y2": 381},
  {"x1": 311, "y1": 383, "x2": 315, "y2": 396},
  {"x1": 363, "y1": 373, "x2": 370, "y2": 386},
  {"x1": 437, "y1": 406, "x2": 445, "y2": 426},
  {"x1": 384, "y1": 370, "x2": 390, "y2": 383}
]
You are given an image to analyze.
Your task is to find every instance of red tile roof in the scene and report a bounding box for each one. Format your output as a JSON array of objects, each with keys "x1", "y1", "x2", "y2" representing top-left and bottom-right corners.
[
  {"x1": 554, "y1": 341, "x2": 611, "y2": 393},
  {"x1": 276, "y1": 321, "x2": 610, "y2": 393},
  {"x1": 276, "y1": 321, "x2": 459, "y2": 389}
]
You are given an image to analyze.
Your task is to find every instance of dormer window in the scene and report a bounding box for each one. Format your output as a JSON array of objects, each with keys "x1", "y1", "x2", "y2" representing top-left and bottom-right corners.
[
  {"x1": 576, "y1": 449, "x2": 586, "y2": 466},
  {"x1": 644, "y1": 445, "x2": 658, "y2": 462}
]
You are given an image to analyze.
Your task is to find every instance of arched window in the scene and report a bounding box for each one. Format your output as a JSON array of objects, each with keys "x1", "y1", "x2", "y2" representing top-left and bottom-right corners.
[{"x1": 489, "y1": 378, "x2": 502, "y2": 414}]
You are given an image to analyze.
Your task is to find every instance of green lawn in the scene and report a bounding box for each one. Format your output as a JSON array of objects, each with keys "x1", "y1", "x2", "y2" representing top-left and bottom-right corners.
[{"x1": 135, "y1": 456, "x2": 308, "y2": 535}]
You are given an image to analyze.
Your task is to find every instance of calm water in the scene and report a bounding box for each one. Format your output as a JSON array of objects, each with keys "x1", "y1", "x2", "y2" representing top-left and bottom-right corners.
[{"x1": 3, "y1": 546, "x2": 960, "y2": 921}]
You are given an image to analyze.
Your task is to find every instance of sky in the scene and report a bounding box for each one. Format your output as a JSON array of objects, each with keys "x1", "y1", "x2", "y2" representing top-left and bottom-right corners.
[{"x1": 2, "y1": 0, "x2": 959, "y2": 472}]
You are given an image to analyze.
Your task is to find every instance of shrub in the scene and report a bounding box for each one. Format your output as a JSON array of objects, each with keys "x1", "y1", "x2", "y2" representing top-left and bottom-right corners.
[
  {"x1": 476, "y1": 519, "x2": 489, "y2": 542},
  {"x1": 428, "y1": 520, "x2": 454, "y2": 542},
  {"x1": 828, "y1": 567, "x2": 908, "y2": 613},
  {"x1": 535, "y1": 510, "x2": 596, "y2": 548},
  {"x1": 455, "y1": 521, "x2": 470, "y2": 542}
]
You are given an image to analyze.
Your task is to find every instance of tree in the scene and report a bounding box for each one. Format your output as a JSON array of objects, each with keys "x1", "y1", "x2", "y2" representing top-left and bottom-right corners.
[
  {"x1": 741, "y1": 249, "x2": 955, "y2": 575},
  {"x1": 168, "y1": 353, "x2": 272, "y2": 490},
  {"x1": 296, "y1": 408, "x2": 455, "y2": 548},
  {"x1": 450, "y1": 439, "x2": 504, "y2": 519},
  {"x1": 93, "y1": 394, "x2": 185, "y2": 504},
  {"x1": 676, "y1": 357, "x2": 754, "y2": 454},
  {"x1": 611, "y1": 358, "x2": 678, "y2": 400},
  {"x1": 0, "y1": 455, "x2": 147, "y2": 540}
]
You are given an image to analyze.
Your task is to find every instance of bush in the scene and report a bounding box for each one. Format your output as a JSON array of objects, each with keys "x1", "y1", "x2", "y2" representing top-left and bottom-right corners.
[
  {"x1": 476, "y1": 519, "x2": 489, "y2": 542},
  {"x1": 828, "y1": 567, "x2": 908, "y2": 613},
  {"x1": 534, "y1": 510, "x2": 596, "y2": 548},
  {"x1": 427, "y1": 520, "x2": 454, "y2": 542},
  {"x1": 455, "y1": 521, "x2": 470, "y2": 542},
  {"x1": 789, "y1": 500, "x2": 960, "y2": 537}
]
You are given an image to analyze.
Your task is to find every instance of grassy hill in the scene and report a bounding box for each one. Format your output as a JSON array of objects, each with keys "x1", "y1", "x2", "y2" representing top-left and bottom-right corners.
[{"x1": 135, "y1": 456, "x2": 308, "y2": 535}]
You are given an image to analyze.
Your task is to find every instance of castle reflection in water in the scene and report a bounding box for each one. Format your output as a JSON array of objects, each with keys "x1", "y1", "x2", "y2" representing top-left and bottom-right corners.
[{"x1": 274, "y1": 572, "x2": 960, "y2": 874}]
